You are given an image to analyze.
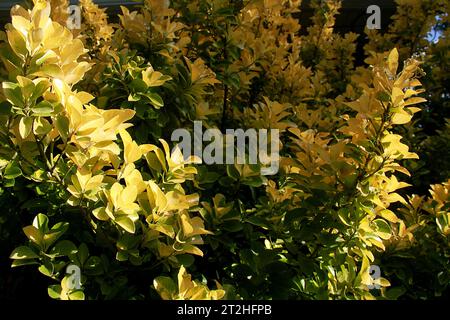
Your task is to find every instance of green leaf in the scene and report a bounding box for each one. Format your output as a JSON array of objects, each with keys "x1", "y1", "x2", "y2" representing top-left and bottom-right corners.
[
  {"x1": 242, "y1": 176, "x2": 264, "y2": 187},
  {"x1": 0, "y1": 46, "x2": 22, "y2": 78},
  {"x1": 143, "y1": 92, "x2": 164, "y2": 108},
  {"x1": 50, "y1": 240, "x2": 78, "y2": 257},
  {"x1": 129, "y1": 78, "x2": 148, "y2": 92},
  {"x1": 116, "y1": 251, "x2": 128, "y2": 261},
  {"x1": 153, "y1": 276, "x2": 176, "y2": 300},
  {"x1": 50, "y1": 221, "x2": 69, "y2": 233},
  {"x1": 247, "y1": 216, "x2": 269, "y2": 229},
  {"x1": 176, "y1": 254, "x2": 195, "y2": 267},
  {"x1": 69, "y1": 290, "x2": 85, "y2": 300},
  {"x1": 145, "y1": 152, "x2": 163, "y2": 173},
  {"x1": 44, "y1": 221, "x2": 69, "y2": 247},
  {"x1": 77, "y1": 243, "x2": 89, "y2": 266},
  {"x1": 2, "y1": 82, "x2": 24, "y2": 107},
  {"x1": 31, "y1": 101, "x2": 54, "y2": 116},
  {"x1": 222, "y1": 220, "x2": 244, "y2": 232},
  {"x1": 30, "y1": 80, "x2": 51, "y2": 102},
  {"x1": 33, "y1": 117, "x2": 52, "y2": 135},
  {"x1": 385, "y1": 287, "x2": 406, "y2": 299},
  {"x1": 377, "y1": 91, "x2": 391, "y2": 102},
  {"x1": 226, "y1": 165, "x2": 240, "y2": 180},
  {"x1": 338, "y1": 208, "x2": 351, "y2": 226},
  {"x1": 10, "y1": 246, "x2": 39, "y2": 259},
  {"x1": 284, "y1": 208, "x2": 307, "y2": 225},
  {"x1": 17, "y1": 76, "x2": 35, "y2": 99},
  {"x1": 33, "y1": 213, "x2": 49, "y2": 233},
  {"x1": 48, "y1": 285, "x2": 62, "y2": 299},
  {"x1": 55, "y1": 115, "x2": 70, "y2": 141},
  {"x1": 4, "y1": 161, "x2": 22, "y2": 179},
  {"x1": 4, "y1": 178, "x2": 16, "y2": 187},
  {"x1": 0, "y1": 101, "x2": 13, "y2": 115},
  {"x1": 116, "y1": 234, "x2": 140, "y2": 251},
  {"x1": 373, "y1": 219, "x2": 392, "y2": 240},
  {"x1": 38, "y1": 262, "x2": 54, "y2": 277},
  {"x1": 84, "y1": 256, "x2": 103, "y2": 275}
]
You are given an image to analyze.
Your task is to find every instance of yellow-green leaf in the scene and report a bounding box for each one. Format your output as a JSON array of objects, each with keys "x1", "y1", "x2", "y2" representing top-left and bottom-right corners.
[{"x1": 19, "y1": 116, "x2": 33, "y2": 139}]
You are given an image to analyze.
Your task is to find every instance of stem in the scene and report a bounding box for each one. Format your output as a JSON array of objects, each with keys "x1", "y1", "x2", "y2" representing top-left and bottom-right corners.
[
  {"x1": 33, "y1": 131, "x2": 52, "y2": 172},
  {"x1": 49, "y1": 136, "x2": 72, "y2": 175}
]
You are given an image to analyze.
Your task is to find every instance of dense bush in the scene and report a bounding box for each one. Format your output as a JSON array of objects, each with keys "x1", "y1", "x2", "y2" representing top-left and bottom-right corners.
[{"x1": 0, "y1": 0, "x2": 448, "y2": 300}]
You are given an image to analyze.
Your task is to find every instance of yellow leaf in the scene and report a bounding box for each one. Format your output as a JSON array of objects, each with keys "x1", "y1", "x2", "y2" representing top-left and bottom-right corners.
[
  {"x1": 120, "y1": 129, "x2": 142, "y2": 164},
  {"x1": 23, "y1": 226, "x2": 43, "y2": 246},
  {"x1": 371, "y1": 195, "x2": 386, "y2": 209},
  {"x1": 210, "y1": 289, "x2": 226, "y2": 300},
  {"x1": 12, "y1": 15, "x2": 31, "y2": 37},
  {"x1": 388, "y1": 48, "x2": 399, "y2": 74},
  {"x1": 60, "y1": 39, "x2": 86, "y2": 65},
  {"x1": 178, "y1": 266, "x2": 193, "y2": 295},
  {"x1": 147, "y1": 181, "x2": 167, "y2": 212},
  {"x1": 358, "y1": 255, "x2": 371, "y2": 286},
  {"x1": 180, "y1": 212, "x2": 194, "y2": 236},
  {"x1": 109, "y1": 183, "x2": 123, "y2": 208},
  {"x1": 385, "y1": 192, "x2": 407, "y2": 205},
  {"x1": 162, "y1": 191, "x2": 185, "y2": 211},
  {"x1": 188, "y1": 286, "x2": 209, "y2": 300},
  {"x1": 391, "y1": 110, "x2": 412, "y2": 125},
  {"x1": 153, "y1": 223, "x2": 175, "y2": 238},
  {"x1": 368, "y1": 237, "x2": 385, "y2": 250},
  {"x1": 407, "y1": 107, "x2": 421, "y2": 114},
  {"x1": 378, "y1": 209, "x2": 399, "y2": 223},
  {"x1": 64, "y1": 61, "x2": 92, "y2": 85},
  {"x1": 379, "y1": 277, "x2": 391, "y2": 287},
  {"x1": 404, "y1": 97, "x2": 427, "y2": 106},
  {"x1": 391, "y1": 87, "x2": 404, "y2": 106},
  {"x1": 181, "y1": 244, "x2": 204, "y2": 256},
  {"x1": 140, "y1": 144, "x2": 158, "y2": 155},
  {"x1": 102, "y1": 109, "x2": 135, "y2": 133},
  {"x1": 116, "y1": 216, "x2": 135, "y2": 234},
  {"x1": 142, "y1": 67, "x2": 172, "y2": 87},
  {"x1": 120, "y1": 185, "x2": 138, "y2": 208},
  {"x1": 409, "y1": 79, "x2": 422, "y2": 87},
  {"x1": 85, "y1": 175, "x2": 103, "y2": 191},
  {"x1": 124, "y1": 167, "x2": 146, "y2": 194},
  {"x1": 75, "y1": 91, "x2": 95, "y2": 104},
  {"x1": 190, "y1": 217, "x2": 213, "y2": 236},
  {"x1": 159, "y1": 139, "x2": 172, "y2": 166},
  {"x1": 92, "y1": 207, "x2": 109, "y2": 221},
  {"x1": 76, "y1": 170, "x2": 92, "y2": 191},
  {"x1": 158, "y1": 243, "x2": 174, "y2": 257}
]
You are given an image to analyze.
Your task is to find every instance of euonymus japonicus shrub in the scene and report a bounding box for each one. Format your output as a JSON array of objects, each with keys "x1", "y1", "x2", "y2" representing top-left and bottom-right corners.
[{"x1": 0, "y1": 0, "x2": 448, "y2": 300}]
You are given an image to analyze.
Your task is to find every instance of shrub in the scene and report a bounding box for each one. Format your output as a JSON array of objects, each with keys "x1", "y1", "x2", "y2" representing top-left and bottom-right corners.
[{"x1": 0, "y1": 0, "x2": 448, "y2": 300}]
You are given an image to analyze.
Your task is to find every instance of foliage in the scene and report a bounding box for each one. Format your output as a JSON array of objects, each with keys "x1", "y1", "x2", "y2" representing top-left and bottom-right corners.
[{"x1": 0, "y1": 0, "x2": 448, "y2": 300}]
